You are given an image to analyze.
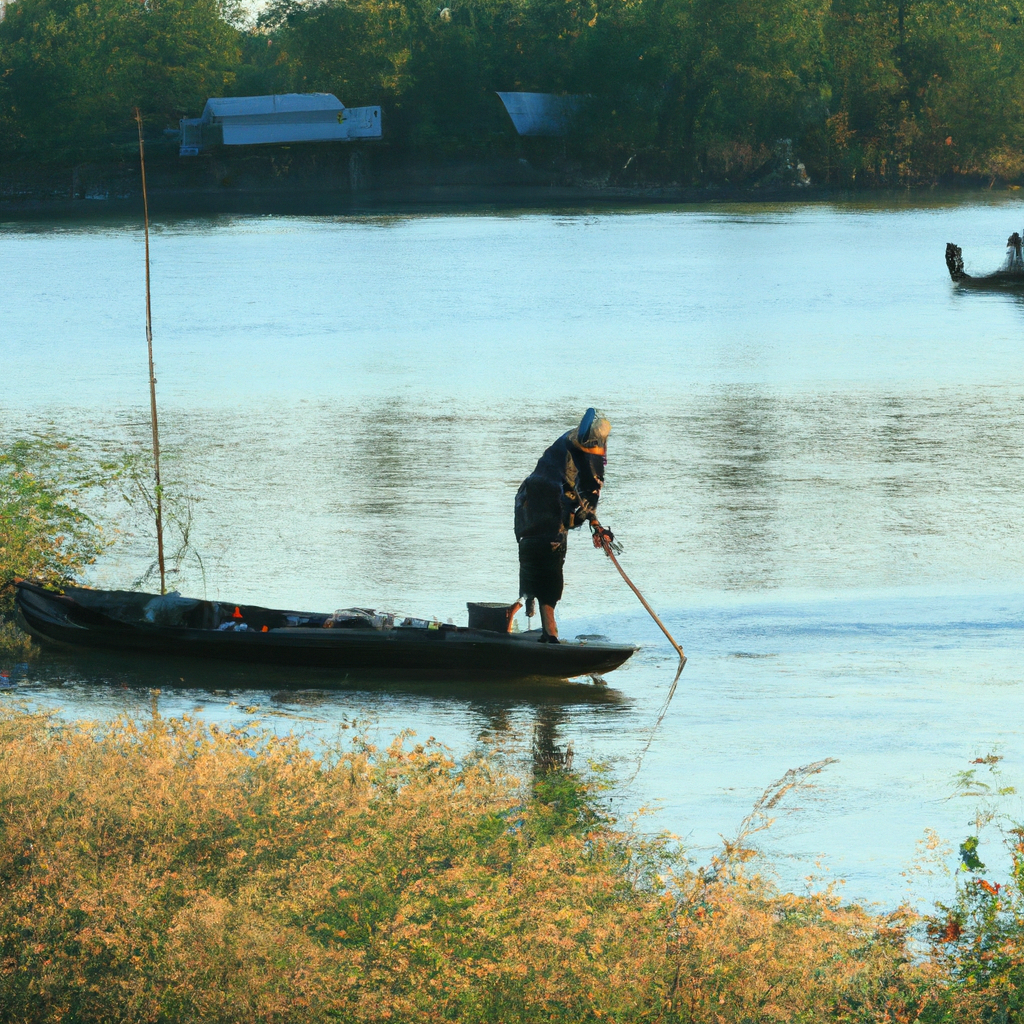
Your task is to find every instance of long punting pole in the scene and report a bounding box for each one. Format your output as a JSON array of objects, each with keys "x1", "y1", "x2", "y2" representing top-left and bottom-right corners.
[
  {"x1": 135, "y1": 108, "x2": 166, "y2": 596},
  {"x1": 595, "y1": 524, "x2": 686, "y2": 667}
]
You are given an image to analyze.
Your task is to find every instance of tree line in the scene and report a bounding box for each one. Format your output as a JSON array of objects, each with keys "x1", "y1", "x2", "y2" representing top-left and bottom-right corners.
[{"x1": 2, "y1": 0, "x2": 1024, "y2": 185}]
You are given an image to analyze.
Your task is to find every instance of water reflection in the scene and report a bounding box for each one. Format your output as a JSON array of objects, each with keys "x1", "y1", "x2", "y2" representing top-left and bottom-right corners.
[
  {"x1": 876, "y1": 397, "x2": 944, "y2": 547},
  {"x1": 697, "y1": 390, "x2": 781, "y2": 590},
  {"x1": 10, "y1": 205, "x2": 1024, "y2": 905},
  {"x1": 350, "y1": 398, "x2": 418, "y2": 591},
  {"x1": 3, "y1": 645, "x2": 625, "y2": 798},
  {"x1": 531, "y1": 704, "x2": 573, "y2": 775},
  {"x1": 5, "y1": 646, "x2": 627, "y2": 711}
]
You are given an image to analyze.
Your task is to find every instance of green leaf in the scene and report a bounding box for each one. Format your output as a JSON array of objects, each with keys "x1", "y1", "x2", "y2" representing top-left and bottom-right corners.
[{"x1": 960, "y1": 835, "x2": 985, "y2": 873}]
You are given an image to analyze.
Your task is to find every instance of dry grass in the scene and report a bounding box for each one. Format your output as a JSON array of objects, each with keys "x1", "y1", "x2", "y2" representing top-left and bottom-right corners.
[{"x1": 0, "y1": 706, "x2": 955, "y2": 1023}]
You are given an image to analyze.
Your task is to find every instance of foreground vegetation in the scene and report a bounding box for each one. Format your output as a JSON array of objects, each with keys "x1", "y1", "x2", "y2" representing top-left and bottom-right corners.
[
  {"x1": 3, "y1": 0, "x2": 1024, "y2": 185},
  {"x1": 4, "y1": 704, "x2": 1024, "y2": 1021},
  {"x1": 0, "y1": 706, "x2": 947, "y2": 1022}
]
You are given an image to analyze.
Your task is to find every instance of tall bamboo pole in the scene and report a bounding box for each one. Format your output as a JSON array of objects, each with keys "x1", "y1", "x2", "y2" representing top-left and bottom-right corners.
[{"x1": 135, "y1": 108, "x2": 166, "y2": 596}]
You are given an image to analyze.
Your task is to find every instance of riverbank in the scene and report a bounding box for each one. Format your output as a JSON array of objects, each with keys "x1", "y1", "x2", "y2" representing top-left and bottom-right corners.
[
  {"x1": 0, "y1": 150, "x2": 819, "y2": 219},
  {"x1": 0, "y1": 704, "x2": 981, "y2": 1023},
  {"x1": 4, "y1": 148, "x2": 1017, "y2": 219},
  {"x1": 0, "y1": 183, "x2": 830, "y2": 219}
]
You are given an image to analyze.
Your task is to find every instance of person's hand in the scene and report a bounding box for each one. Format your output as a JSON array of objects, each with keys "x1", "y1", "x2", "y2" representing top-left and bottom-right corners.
[{"x1": 591, "y1": 523, "x2": 620, "y2": 551}]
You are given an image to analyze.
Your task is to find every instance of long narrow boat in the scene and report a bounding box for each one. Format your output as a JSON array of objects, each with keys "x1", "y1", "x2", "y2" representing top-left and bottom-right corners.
[
  {"x1": 946, "y1": 236, "x2": 1024, "y2": 289},
  {"x1": 14, "y1": 581, "x2": 637, "y2": 680}
]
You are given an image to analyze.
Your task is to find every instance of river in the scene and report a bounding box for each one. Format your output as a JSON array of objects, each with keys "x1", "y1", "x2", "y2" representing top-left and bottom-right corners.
[{"x1": 4, "y1": 195, "x2": 1024, "y2": 906}]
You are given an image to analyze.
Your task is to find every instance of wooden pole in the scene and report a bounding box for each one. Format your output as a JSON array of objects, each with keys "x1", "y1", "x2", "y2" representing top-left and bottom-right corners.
[
  {"x1": 595, "y1": 524, "x2": 685, "y2": 666},
  {"x1": 135, "y1": 108, "x2": 166, "y2": 596}
]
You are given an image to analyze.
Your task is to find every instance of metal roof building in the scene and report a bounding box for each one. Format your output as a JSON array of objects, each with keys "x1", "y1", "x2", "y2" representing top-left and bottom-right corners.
[
  {"x1": 180, "y1": 93, "x2": 381, "y2": 156},
  {"x1": 496, "y1": 92, "x2": 583, "y2": 137}
]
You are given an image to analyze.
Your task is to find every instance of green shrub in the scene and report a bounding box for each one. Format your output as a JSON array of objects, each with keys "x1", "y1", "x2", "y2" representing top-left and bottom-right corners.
[{"x1": 0, "y1": 437, "x2": 112, "y2": 652}]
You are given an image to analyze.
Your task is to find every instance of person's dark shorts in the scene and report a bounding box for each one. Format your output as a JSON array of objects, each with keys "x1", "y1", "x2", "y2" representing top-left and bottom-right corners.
[{"x1": 518, "y1": 536, "x2": 567, "y2": 607}]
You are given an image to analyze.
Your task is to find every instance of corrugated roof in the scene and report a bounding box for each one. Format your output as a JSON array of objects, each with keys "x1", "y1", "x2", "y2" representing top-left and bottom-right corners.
[
  {"x1": 497, "y1": 92, "x2": 583, "y2": 136},
  {"x1": 202, "y1": 94, "x2": 345, "y2": 121}
]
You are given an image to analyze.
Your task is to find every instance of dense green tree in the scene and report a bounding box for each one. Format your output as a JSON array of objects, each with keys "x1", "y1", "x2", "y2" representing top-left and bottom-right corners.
[
  {"x1": 3, "y1": 0, "x2": 1024, "y2": 182},
  {"x1": 820, "y1": 0, "x2": 1024, "y2": 183},
  {"x1": 0, "y1": 0, "x2": 243, "y2": 159}
]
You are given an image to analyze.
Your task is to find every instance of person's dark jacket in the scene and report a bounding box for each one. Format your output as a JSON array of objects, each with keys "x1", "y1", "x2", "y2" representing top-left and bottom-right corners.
[{"x1": 514, "y1": 431, "x2": 605, "y2": 545}]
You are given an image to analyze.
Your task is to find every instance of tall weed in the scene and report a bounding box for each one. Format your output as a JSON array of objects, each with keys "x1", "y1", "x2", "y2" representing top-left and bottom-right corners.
[
  {"x1": 925, "y1": 754, "x2": 1024, "y2": 1022},
  {"x1": 0, "y1": 707, "x2": 950, "y2": 1023}
]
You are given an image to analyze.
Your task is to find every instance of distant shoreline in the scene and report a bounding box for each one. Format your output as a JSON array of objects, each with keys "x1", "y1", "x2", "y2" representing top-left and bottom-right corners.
[
  {"x1": 3, "y1": 149, "x2": 1021, "y2": 220},
  {"x1": 1, "y1": 182, "x2": 837, "y2": 219},
  {"x1": 4, "y1": 182, "x2": 1023, "y2": 220}
]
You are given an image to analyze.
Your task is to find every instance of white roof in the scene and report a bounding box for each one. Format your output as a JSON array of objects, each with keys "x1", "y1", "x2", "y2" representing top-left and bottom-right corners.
[{"x1": 202, "y1": 94, "x2": 345, "y2": 120}]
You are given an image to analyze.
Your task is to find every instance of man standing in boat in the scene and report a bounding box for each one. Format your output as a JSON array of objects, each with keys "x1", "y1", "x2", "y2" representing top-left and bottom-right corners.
[{"x1": 515, "y1": 408, "x2": 615, "y2": 643}]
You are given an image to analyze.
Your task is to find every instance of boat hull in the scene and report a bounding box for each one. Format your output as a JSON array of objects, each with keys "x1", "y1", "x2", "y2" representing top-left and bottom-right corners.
[
  {"x1": 14, "y1": 582, "x2": 637, "y2": 680},
  {"x1": 946, "y1": 241, "x2": 1024, "y2": 289}
]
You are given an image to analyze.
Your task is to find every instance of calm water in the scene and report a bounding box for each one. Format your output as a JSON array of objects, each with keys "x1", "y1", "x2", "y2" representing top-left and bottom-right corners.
[{"x1": 5, "y1": 196, "x2": 1024, "y2": 905}]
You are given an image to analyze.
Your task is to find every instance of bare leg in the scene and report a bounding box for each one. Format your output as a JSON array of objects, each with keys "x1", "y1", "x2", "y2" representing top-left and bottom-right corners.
[{"x1": 540, "y1": 604, "x2": 558, "y2": 638}]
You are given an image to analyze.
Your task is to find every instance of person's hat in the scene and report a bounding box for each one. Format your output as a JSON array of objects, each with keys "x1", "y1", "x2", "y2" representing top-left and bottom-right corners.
[{"x1": 575, "y1": 408, "x2": 611, "y2": 454}]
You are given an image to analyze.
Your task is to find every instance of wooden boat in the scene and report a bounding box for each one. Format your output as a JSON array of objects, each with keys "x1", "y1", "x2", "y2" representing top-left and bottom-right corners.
[
  {"x1": 946, "y1": 235, "x2": 1024, "y2": 288},
  {"x1": 14, "y1": 580, "x2": 637, "y2": 680}
]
